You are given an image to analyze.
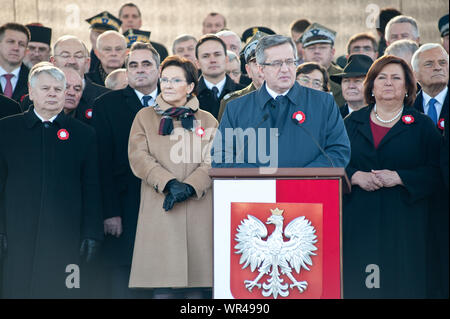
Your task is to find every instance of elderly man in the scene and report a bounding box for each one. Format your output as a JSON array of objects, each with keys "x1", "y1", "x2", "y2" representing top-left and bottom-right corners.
[
  {"x1": 385, "y1": 15, "x2": 420, "y2": 46},
  {"x1": 105, "y1": 68, "x2": 127, "y2": 90},
  {"x1": 212, "y1": 35, "x2": 350, "y2": 168},
  {"x1": 218, "y1": 31, "x2": 266, "y2": 121},
  {"x1": 412, "y1": 43, "x2": 449, "y2": 133},
  {"x1": 0, "y1": 23, "x2": 30, "y2": 102},
  {"x1": 21, "y1": 35, "x2": 109, "y2": 124},
  {"x1": 216, "y1": 30, "x2": 241, "y2": 57},
  {"x1": 62, "y1": 67, "x2": 84, "y2": 116},
  {"x1": 92, "y1": 42, "x2": 159, "y2": 299},
  {"x1": 302, "y1": 23, "x2": 345, "y2": 107},
  {"x1": 196, "y1": 34, "x2": 243, "y2": 119},
  {"x1": 202, "y1": 12, "x2": 226, "y2": 34},
  {"x1": 172, "y1": 34, "x2": 197, "y2": 65},
  {"x1": 411, "y1": 43, "x2": 449, "y2": 299},
  {"x1": 23, "y1": 24, "x2": 52, "y2": 69},
  {"x1": 384, "y1": 39, "x2": 419, "y2": 68},
  {"x1": 87, "y1": 31, "x2": 127, "y2": 86},
  {"x1": 330, "y1": 54, "x2": 373, "y2": 118},
  {"x1": 0, "y1": 65, "x2": 103, "y2": 298},
  {"x1": 118, "y1": 2, "x2": 168, "y2": 62}
]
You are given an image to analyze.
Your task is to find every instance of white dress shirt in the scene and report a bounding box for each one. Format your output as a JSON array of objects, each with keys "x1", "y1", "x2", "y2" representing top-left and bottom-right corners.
[
  {"x1": 134, "y1": 88, "x2": 158, "y2": 107},
  {"x1": 422, "y1": 86, "x2": 448, "y2": 118},
  {"x1": 203, "y1": 76, "x2": 227, "y2": 97},
  {"x1": 0, "y1": 65, "x2": 21, "y2": 93}
]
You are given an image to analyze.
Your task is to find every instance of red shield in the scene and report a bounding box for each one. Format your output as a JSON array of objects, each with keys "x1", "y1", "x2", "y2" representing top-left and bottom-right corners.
[{"x1": 230, "y1": 202, "x2": 323, "y2": 299}]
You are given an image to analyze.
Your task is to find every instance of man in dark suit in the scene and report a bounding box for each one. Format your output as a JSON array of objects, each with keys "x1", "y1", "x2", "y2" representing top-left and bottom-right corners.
[
  {"x1": 0, "y1": 65, "x2": 103, "y2": 298},
  {"x1": 21, "y1": 35, "x2": 110, "y2": 125},
  {"x1": 195, "y1": 34, "x2": 243, "y2": 119},
  {"x1": 0, "y1": 23, "x2": 30, "y2": 103},
  {"x1": 412, "y1": 43, "x2": 448, "y2": 134},
  {"x1": 91, "y1": 42, "x2": 159, "y2": 298},
  {"x1": 412, "y1": 42, "x2": 449, "y2": 298},
  {"x1": 0, "y1": 94, "x2": 21, "y2": 119}
]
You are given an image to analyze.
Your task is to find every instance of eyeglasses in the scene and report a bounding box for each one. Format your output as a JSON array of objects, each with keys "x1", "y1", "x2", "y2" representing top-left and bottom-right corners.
[
  {"x1": 260, "y1": 59, "x2": 298, "y2": 69},
  {"x1": 54, "y1": 53, "x2": 86, "y2": 60},
  {"x1": 351, "y1": 46, "x2": 375, "y2": 53},
  {"x1": 160, "y1": 78, "x2": 187, "y2": 85},
  {"x1": 297, "y1": 75, "x2": 323, "y2": 89},
  {"x1": 226, "y1": 70, "x2": 241, "y2": 77}
]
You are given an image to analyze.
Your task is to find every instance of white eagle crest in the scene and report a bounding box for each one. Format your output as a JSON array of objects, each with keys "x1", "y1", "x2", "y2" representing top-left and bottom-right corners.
[{"x1": 234, "y1": 208, "x2": 318, "y2": 298}]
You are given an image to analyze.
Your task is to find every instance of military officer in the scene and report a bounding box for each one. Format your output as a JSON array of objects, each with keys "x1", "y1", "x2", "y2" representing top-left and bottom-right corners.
[{"x1": 218, "y1": 31, "x2": 267, "y2": 121}]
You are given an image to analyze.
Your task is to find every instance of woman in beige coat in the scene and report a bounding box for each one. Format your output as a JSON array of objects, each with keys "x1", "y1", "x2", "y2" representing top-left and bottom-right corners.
[{"x1": 128, "y1": 56, "x2": 218, "y2": 298}]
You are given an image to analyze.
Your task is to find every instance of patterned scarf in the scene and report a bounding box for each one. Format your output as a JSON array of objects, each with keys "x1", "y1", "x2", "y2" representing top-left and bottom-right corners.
[{"x1": 153, "y1": 104, "x2": 197, "y2": 135}]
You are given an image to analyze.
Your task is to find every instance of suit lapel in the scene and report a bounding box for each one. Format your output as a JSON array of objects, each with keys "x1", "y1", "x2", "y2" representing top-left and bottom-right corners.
[
  {"x1": 123, "y1": 85, "x2": 143, "y2": 114},
  {"x1": 354, "y1": 105, "x2": 375, "y2": 146},
  {"x1": 414, "y1": 91, "x2": 424, "y2": 113},
  {"x1": 376, "y1": 108, "x2": 412, "y2": 150},
  {"x1": 12, "y1": 64, "x2": 29, "y2": 101}
]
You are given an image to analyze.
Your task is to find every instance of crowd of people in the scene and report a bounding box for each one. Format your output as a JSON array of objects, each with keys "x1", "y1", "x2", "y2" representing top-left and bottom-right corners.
[{"x1": 0, "y1": 2, "x2": 448, "y2": 299}]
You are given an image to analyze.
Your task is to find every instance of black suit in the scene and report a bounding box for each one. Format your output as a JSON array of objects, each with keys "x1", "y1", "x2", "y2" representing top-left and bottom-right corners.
[
  {"x1": 0, "y1": 64, "x2": 29, "y2": 103},
  {"x1": 91, "y1": 85, "x2": 153, "y2": 298},
  {"x1": 150, "y1": 41, "x2": 168, "y2": 62},
  {"x1": 339, "y1": 104, "x2": 350, "y2": 118},
  {"x1": 413, "y1": 89, "x2": 449, "y2": 135},
  {"x1": 0, "y1": 95, "x2": 21, "y2": 119},
  {"x1": 413, "y1": 89, "x2": 450, "y2": 298},
  {"x1": 197, "y1": 74, "x2": 243, "y2": 119}
]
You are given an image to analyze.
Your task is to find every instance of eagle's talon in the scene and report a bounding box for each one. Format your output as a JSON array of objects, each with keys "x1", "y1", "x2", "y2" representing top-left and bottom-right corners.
[
  {"x1": 244, "y1": 280, "x2": 261, "y2": 291},
  {"x1": 290, "y1": 280, "x2": 308, "y2": 293}
]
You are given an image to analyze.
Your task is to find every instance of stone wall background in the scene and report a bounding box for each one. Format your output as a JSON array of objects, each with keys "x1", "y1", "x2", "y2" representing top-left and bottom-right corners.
[{"x1": 1, "y1": 0, "x2": 448, "y2": 57}]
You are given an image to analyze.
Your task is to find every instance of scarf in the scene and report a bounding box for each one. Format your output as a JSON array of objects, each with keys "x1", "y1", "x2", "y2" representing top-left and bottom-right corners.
[{"x1": 153, "y1": 103, "x2": 197, "y2": 135}]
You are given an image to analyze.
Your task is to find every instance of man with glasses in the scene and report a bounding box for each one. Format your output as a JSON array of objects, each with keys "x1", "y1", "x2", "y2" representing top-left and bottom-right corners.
[
  {"x1": 91, "y1": 42, "x2": 159, "y2": 298},
  {"x1": 87, "y1": 30, "x2": 128, "y2": 86},
  {"x1": 23, "y1": 24, "x2": 52, "y2": 69},
  {"x1": 212, "y1": 35, "x2": 350, "y2": 168},
  {"x1": 302, "y1": 23, "x2": 345, "y2": 108},
  {"x1": 21, "y1": 35, "x2": 109, "y2": 125}
]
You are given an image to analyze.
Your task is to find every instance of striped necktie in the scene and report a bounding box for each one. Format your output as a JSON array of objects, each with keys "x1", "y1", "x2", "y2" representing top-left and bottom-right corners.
[{"x1": 3, "y1": 74, "x2": 14, "y2": 98}]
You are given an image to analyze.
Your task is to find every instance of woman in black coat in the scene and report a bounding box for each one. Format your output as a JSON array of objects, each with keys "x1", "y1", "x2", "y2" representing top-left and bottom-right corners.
[{"x1": 343, "y1": 56, "x2": 442, "y2": 298}]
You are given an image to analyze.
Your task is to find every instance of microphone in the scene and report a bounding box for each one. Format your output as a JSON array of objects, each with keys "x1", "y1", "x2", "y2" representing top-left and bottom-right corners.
[
  {"x1": 294, "y1": 120, "x2": 335, "y2": 167},
  {"x1": 235, "y1": 114, "x2": 269, "y2": 164}
]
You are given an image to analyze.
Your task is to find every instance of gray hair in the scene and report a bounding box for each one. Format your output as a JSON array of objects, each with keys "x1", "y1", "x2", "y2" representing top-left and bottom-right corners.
[
  {"x1": 216, "y1": 30, "x2": 242, "y2": 51},
  {"x1": 172, "y1": 34, "x2": 197, "y2": 54},
  {"x1": 411, "y1": 43, "x2": 449, "y2": 72},
  {"x1": 255, "y1": 34, "x2": 298, "y2": 65},
  {"x1": 105, "y1": 68, "x2": 127, "y2": 89},
  {"x1": 385, "y1": 39, "x2": 419, "y2": 58},
  {"x1": 53, "y1": 35, "x2": 89, "y2": 56},
  {"x1": 96, "y1": 30, "x2": 127, "y2": 50},
  {"x1": 29, "y1": 65, "x2": 66, "y2": 89},
  {"x1": 385, "y1": 15, "x2": 420, "y2": 42},
  {"x1": 226, "y1": 50, "x2": 240, "y2": 65}
]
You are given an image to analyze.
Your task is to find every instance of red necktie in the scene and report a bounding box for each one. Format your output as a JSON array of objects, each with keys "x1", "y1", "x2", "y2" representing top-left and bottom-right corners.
[{"x1": 3, "y1": 74, "x2": 14, "y2": 98}]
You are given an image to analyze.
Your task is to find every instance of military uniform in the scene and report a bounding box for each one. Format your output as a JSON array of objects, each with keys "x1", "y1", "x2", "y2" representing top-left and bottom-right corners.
[
  {"x1": 218, "y1": 83, "x2": 256, "y2": 121},
  {"x1": 327, "y1": 63, "x2": 345, "y2": 108}
]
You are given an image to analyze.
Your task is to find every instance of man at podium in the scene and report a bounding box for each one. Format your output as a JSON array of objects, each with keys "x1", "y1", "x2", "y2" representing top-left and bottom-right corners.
[{"x1": 211, "y1": 35, "x2": 350, "y2": 168}]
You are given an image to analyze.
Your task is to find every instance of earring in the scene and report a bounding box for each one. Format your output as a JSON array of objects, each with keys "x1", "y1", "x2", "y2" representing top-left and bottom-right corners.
[
  {"x1": 371, "y1": 92, "x2": 374, "y2": 97},
  {"x1": 405, "y1": 93, "x2": 408, "y2": 97}
]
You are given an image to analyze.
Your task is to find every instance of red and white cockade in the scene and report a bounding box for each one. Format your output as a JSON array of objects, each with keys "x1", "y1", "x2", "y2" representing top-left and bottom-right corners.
[
  {"x1": 85, "y1": 109, "x2": 93, "y2": 119},
  {"x1": 292, "y1": 111, "x2": 306, "y2": 124},
  {"x1": 57, "y1": 129, "x2": 69, "y2": 140},
  {"x1": 195, "y1": 126, "x2": 206, "y2": 137},
  {"x1": 402, "y1": 115, "x2": 414, "y2": 124}
]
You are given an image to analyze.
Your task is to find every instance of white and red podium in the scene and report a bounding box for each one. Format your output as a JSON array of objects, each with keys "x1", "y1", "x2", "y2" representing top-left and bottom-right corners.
[{"x1": 210, "y1": 168, "x2": 350, "y2": 299}]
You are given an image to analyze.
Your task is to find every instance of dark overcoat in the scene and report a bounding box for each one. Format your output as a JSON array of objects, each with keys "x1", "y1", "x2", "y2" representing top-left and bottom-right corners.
[
  {"x1": 343, "y1": 105, "x2": 442, "y2": 298},
  {"x1": 91, "y1": 85, "x2": 146, "y2": 267},
  {"x1": 212, "y1": 82, "x2": 350, "y2": 168},
  {"x1": 0, "y1": 108, "x2": 104, "y2": 298},
  {"x1": 0, "y1": 95, "x2": 21, "y2": 119},
  {"x1": 413, "y1": 89, "x2": 449, "y2": 136}
]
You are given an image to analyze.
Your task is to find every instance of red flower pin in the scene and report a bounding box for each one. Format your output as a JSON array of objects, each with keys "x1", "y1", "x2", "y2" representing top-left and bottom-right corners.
[
  {"x1": 438, "y1": 118, "x2": 445, "y2": 130},
  {"x1": 195, "y1": 126, "x2": 205, "y2": 137},
  {"x1": 85, "y1": 108, "x2": 93, "y2": 119},
  {"x1": 402, "y1": 115, "x2": 414, "y2": 124},
  {"x1": 292, "y1": 111, "x2": 306, "y2": 124},
  {"x1": 57, "y1": 129, "x2": 69, "y2": 140}
]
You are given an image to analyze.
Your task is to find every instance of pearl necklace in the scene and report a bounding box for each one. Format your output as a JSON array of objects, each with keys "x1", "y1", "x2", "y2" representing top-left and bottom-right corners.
[{"x1": 374, "y1": 104, "x2": 404, "y2": 124}]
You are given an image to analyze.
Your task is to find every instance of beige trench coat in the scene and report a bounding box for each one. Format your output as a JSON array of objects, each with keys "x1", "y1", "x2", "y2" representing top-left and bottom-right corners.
[{"x1": 128, "y1": 95, "x2": 218, "y2": 288}]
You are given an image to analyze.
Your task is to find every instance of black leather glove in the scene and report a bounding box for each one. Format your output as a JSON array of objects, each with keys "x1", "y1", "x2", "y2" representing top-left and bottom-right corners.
[
  {"x1": 163, "y1": 179, "x2": 196, "y2": 211},
  {"x1": 80, "y1": 238, "x2": 101, "y2": 264},
  {"x1": 0, "y1": 233, "x2": 7, "y2": 261}
]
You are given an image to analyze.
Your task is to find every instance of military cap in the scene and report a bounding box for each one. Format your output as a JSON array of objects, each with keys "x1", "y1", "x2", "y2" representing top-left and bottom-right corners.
[
  {"x1": 439, "y1": 14, "x2": 449, "y2": 37},
  {"x1": 85, "y1": 11, "x2": 121, "y2": 32},
  {"x1": 241, "y1": 31, "x2": 269, "y2": 63},
  {"x1": 26, "y1": 24, "x2": 52, "y2": 46},
  {"x1": 241, "y1": 26, "x2": 275, "y2": 43},
  {"x1": 123, "y1": 29, "x2": 151, "y2": 48},
  {"x1": 301, "y1": 23, "x2": 336, "y2": 48}
]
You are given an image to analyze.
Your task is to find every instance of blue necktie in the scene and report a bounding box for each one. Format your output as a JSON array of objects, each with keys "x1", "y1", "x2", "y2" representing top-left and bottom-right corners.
[
  {"x1": 211, "y1": 86, "x2": 219, "y2": 100},
  {"x1": 427, "y1": 98, "x2": 438, "y2": 125},
  {"x1": 142, "y1": 95, "x2": 152, "y2": 107}
]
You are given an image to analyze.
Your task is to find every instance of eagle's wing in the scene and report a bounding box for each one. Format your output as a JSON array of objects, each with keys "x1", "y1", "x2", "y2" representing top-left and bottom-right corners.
[
  {"x1": 234, "y1": 215, "x2": 270, "y2": 272},
  {"x1": 280, "y1": 216, "x2": 318, "y2": 274}
]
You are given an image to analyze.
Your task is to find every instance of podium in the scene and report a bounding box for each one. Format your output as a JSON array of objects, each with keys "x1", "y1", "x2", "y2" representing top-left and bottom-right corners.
[{"x1": 210, "y1": 167, "x2": 350, "y2": 299}]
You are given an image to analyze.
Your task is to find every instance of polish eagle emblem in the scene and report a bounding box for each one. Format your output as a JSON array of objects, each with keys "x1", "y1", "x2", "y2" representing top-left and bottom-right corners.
[{"x1": 234, "y1": 208, "x2": 318, "y2": 298}]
